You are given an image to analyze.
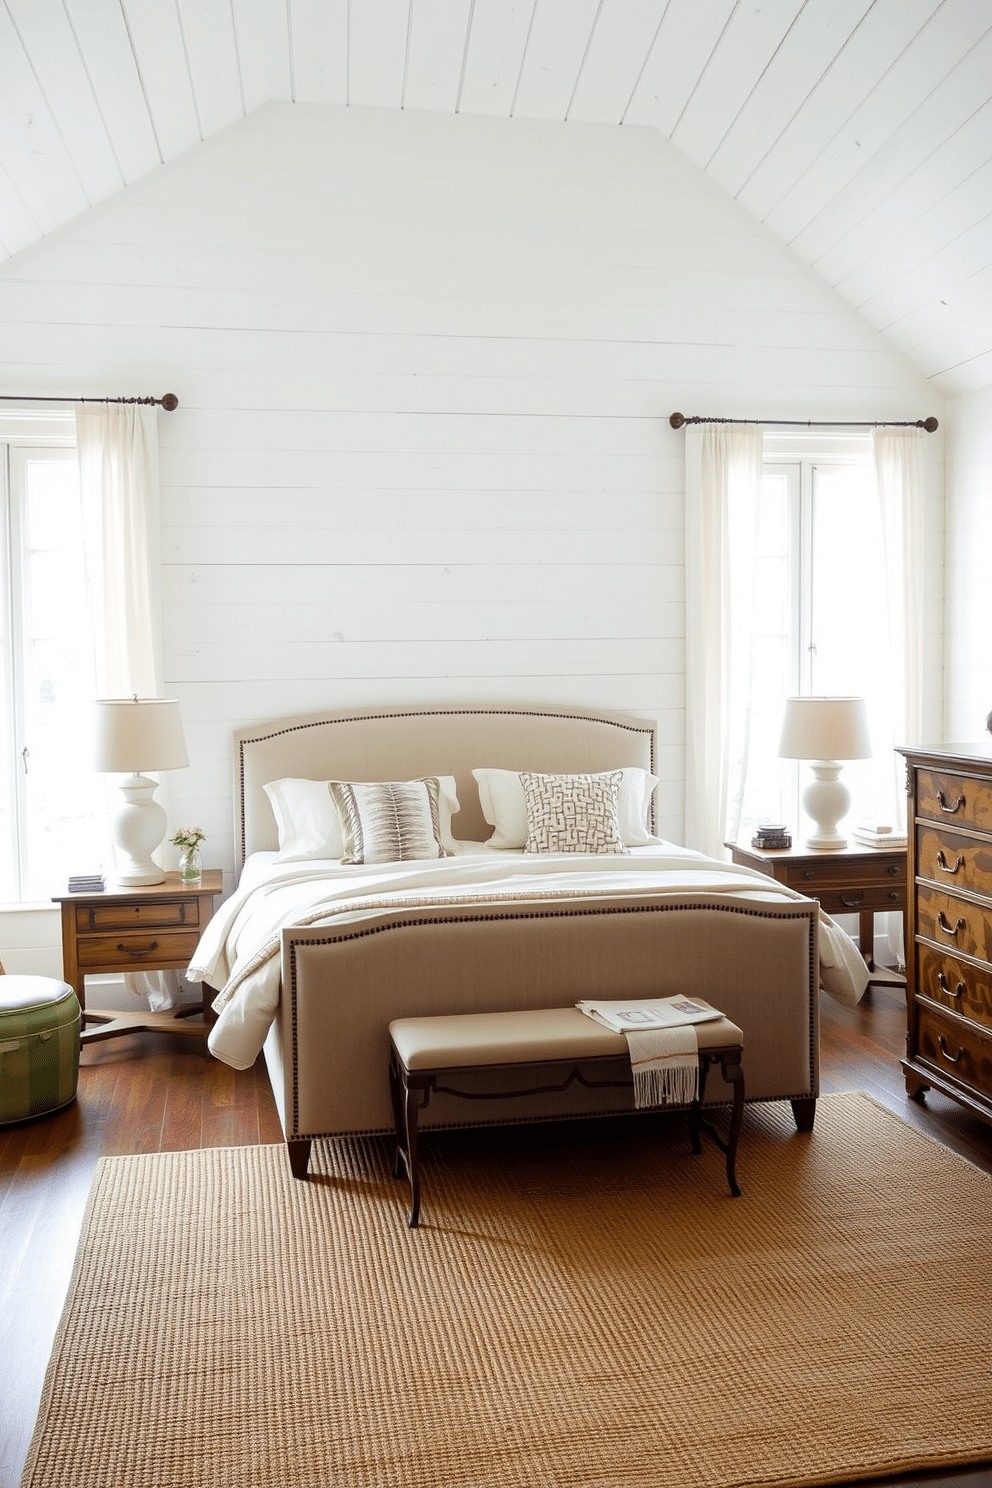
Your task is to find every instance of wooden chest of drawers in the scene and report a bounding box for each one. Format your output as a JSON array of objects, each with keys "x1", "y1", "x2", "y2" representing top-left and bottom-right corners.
[{"x1": 898, "y1": 746, "x2": 992, "y2": 1122}]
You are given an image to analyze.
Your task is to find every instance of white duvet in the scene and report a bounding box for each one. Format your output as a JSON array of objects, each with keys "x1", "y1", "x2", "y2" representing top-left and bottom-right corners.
[{"x1": 188, "y1": 842, "x2": 870, "y2": 1071}]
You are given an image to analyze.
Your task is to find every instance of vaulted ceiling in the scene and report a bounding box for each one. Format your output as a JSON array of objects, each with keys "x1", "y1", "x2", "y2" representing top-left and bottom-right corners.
[{"x1": 1, "y1": 0, "x2": 990, "y2": 396}]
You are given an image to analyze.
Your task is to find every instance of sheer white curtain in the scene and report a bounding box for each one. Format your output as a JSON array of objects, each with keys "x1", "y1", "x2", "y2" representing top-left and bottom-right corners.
[
  {"x1": 872, "y1": 426, "x2": 927, "y2": 967},
  {"x1": 76, "y1": 403, "x2": 180, "y2": 1010},
  {"x1": 76, "y1": 404, "x2": 164, "y2": 697},
  {"x1": 684, "y1": 423, "x2": 764, "y2": 859},
  {"x1": 873, "y1": 427, "x2": 927, "y2": 790}
]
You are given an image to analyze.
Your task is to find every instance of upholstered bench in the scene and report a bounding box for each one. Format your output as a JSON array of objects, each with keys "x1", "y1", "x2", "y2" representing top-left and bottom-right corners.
[{"x1": 388, "y1": 1006, "x2": 745, "y2": 1228}]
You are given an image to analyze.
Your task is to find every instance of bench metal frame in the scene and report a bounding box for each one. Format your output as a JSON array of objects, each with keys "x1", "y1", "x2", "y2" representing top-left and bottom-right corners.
[{"x1": 388, "y1": 1043, "x2": 745, "y2": 1228}]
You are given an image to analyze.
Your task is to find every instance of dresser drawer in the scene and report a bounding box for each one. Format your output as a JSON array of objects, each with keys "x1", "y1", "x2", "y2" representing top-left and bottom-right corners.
[
  {"x1": 782, "y1": 855, "x2": 905, "y2": 890},
  {"x1": 77, "y1": 931, "x2": 202, "y2": 970},
  {"x1": 916, "y1": 1003, "x2": 992, "y2": 1101},
  {"x1": 916, "y1": 770, "x2": 992, "y2": 834},
  {"x1": 917, "y1": 945, "x2": 992, "y2": 1031},
  {"x1": 810, "y1": 883, "x2": 906, "y2": 916},
  {"x1": 73, "y1": 898, "x2": 203, "y2": 934},
  {"x1": 916, "y1": 826, "x2": 992, "y2": 897},
  {"x1": 916, "y1": 886, "x2": 992, "y2": 963}
]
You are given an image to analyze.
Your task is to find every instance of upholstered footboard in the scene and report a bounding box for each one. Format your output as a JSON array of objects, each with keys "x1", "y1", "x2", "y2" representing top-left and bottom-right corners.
[{"x1": 262, "y1": 892, "x2": 819, "y2": 1175}]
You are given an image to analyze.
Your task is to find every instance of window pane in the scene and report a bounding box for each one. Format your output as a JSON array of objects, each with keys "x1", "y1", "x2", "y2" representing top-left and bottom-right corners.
[
  {"x1": 733, "y1": 468, "x2": 797, "y2": 834},
  {"x1": 17, "y1": 452, "x2": 108, "y2": 899},
  {"x1": 809, "y1": 463, "x2": 892, "y2": 824}
]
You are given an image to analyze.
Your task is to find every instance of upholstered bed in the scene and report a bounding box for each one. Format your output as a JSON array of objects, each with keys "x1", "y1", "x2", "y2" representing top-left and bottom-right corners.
[{"x1": 188, "y1": 704, "x2": 868, "y2": 1178}]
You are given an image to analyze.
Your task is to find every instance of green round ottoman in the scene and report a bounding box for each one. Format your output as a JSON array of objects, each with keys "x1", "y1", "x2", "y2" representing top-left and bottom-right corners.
[{"x1": 0, "y1": 974, "x2": 80, "y2": 1124}]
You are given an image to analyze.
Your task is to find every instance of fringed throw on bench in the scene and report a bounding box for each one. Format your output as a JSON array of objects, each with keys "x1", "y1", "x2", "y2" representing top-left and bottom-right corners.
[
  {"x1": 576, "y1": 996, "x2": 724, "y2": 1109},
  {"x1": 626, "y1": 1023, "x2": 699, "y2": 1108}
]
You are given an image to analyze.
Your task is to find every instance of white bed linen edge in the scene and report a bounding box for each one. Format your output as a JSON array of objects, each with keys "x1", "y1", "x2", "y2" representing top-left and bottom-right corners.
[{"x1": 188, "y1": 846, "x2": 869, "y2": 1070}]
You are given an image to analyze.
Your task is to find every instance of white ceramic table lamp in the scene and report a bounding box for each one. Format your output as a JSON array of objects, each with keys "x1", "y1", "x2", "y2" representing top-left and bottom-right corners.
[
  {"x1": 778, "y1": 696, "x2": 872, "y2": 851},
  {"x1": 94, "y1": 697, "x2": 189, "y2": 885}
]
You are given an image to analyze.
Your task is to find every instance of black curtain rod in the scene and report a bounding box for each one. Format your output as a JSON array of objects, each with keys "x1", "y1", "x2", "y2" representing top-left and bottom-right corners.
[
  {"x1": 669, "y1": 411, "x2": 938, "y2": 431},
  {"x1": 0, "y1": 392, "x2": 179, "y2": 410}
]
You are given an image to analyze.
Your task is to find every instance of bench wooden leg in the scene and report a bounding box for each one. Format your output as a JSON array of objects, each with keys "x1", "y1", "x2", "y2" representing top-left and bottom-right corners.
[{"x1": 791, "y1": 1095, "x2": 816, "y2": 1133}]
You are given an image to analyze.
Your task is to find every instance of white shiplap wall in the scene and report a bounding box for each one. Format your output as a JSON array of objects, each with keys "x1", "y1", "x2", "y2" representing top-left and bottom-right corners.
[
  {"x1": 945, "y1": 386, "x2": 992, "y2": 744},
  {"x1": 0, "y1": 101, "x2": 940, "y2": 975}
]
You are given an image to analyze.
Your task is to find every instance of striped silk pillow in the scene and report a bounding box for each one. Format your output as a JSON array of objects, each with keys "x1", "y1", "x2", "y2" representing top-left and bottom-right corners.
[
  {"x1": 328, "y1": 778, "x2": 451, "y2": 865},
  {"x1": 520, "y1": 770, "x2": 627, "y2": 855}
]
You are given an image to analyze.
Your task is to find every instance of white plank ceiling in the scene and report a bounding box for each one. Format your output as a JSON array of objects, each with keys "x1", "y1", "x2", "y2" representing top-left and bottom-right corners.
[{"x1": 1, "y1": 0, "x2": 990, "y2": 395}]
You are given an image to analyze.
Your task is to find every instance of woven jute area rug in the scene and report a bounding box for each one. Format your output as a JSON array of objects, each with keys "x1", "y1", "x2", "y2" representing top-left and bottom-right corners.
[{"x1": 21, "y1": 1092, "x2": 992, "y2": 1488}]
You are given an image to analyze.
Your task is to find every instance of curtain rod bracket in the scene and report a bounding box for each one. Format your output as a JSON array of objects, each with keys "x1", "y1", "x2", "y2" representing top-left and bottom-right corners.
[{"x1": 670, "y1": 411, "x2": 937, "y2": 432}]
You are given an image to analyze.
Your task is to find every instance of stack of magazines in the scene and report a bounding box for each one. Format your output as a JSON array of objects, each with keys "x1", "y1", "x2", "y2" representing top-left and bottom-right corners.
[
  {"x1": 576, "y1": 995, "x2": 723, "y2": 1032},
  {"x1": 851, "y1": 823, "x2": 907, "y2": 849}
]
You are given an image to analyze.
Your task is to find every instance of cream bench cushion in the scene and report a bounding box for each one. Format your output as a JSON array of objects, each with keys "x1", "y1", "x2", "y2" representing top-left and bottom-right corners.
[{"x1": 389, "y1": 1005, "x2": 744, "y2": 1070}]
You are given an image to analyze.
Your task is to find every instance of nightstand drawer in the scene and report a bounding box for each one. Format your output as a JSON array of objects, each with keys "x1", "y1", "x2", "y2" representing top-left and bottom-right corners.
[
  {"x1": 918, "y1": 945, "x2": 992, "y2": 1031},
  {"x1": 916, "y1": 1003, "x2": 992, "y2": 1101},
  {"x1": 77, "y1": 931, "x2": 202, "y2": 970},
  {"x1": 784, "y1": 856, "x2": 905, "y2": 890},
  {"x1": 73, "y1": 899, "x2": 203, "y2": 934},
  {"x1": 916, "y1": 826, "x2": 992, "y2": 898},
  {"x1": 810, "y1": 883, "x2": 906, "y2": 916},
  {"x1": 917, "y1": 887, "x2": 992, "y2": 964},
  {"x1": 916, "y1": 770, "x2": 992, "y2": 834}
]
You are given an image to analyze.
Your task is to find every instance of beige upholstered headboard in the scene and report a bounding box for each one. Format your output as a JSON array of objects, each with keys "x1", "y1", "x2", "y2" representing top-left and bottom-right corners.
[{"x1": 234, "y1": 704, "x2": 658, "y2": 867}]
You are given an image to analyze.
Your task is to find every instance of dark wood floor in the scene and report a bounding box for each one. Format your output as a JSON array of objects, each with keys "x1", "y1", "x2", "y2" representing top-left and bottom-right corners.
[{"x1": 2, "y1": 985, "x2": 991, "y2": 1488}]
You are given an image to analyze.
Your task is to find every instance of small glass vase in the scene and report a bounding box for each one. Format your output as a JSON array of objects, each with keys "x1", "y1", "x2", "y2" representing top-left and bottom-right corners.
[{"x1": 178, "y1": 845, "x2": 202, "y2": 884}]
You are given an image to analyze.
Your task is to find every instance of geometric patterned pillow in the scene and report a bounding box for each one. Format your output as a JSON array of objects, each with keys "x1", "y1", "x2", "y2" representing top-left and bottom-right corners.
[
  {"x1": 520, "y1": 770, "x2": 627, "y2": 855},
  {"x1": 328, "y1": 778, "x2": 450, "y2": 865}
]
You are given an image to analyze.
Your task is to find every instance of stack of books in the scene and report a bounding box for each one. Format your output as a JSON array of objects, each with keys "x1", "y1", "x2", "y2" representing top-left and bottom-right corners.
[
  {"x1": 851, "y1": 824, "x2": 907, "y2": 849},
  {"x1": 67, "y1": 873, "x2": 105, "y2": 893}
]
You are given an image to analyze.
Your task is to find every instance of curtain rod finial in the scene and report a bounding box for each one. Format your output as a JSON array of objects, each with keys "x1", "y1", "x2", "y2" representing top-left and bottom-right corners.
[
  {"x1": 669, "y1": 412, "x2": 686, "y2": 429},
  {"x1": 923, "y1": 416, "x2": 938, "y2": 432},
  {"x1": 161, "y1": 393, "x2": 179, "y2": 411}
]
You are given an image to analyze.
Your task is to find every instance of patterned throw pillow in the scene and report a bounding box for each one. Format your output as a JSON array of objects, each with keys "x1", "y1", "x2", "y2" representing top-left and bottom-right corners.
[
  {"x1": 520, "y1": 771, "x2": 627, "y2": 855},
  {"x1": 328, "y1": 779, "x2": 450, "y2": 865}
]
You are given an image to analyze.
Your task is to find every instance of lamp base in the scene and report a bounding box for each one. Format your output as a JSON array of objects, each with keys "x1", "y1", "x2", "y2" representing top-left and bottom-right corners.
[
  {"x1": 110, "y1": 773, "x2": 167, "y2": 886},
  {"x1": 801, "y1": 761, "x2": 850, "y2": 852}
]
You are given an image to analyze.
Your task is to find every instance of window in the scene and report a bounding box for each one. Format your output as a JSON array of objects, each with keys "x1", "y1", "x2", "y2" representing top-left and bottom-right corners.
[
  {"x1": 0, "y1": 416, "x2": 107, "y2": 903},
  {"x1": 731, "y1": 434, "x2": 894, "y2": 841}
]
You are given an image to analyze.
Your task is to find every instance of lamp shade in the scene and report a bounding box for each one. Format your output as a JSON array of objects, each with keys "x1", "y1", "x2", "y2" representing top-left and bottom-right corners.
[
  {"x1": 94, "y1": 697, "x2": 189, "y2": 773},
  {"x1": 778, "y1": 696, "x2": 871, "y2": 763}
]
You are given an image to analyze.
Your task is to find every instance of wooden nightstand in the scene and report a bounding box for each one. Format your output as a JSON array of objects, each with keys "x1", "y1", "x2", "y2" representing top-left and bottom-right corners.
[
  {"x1": 52, "y1": 870, "x2": 223, "y2": 1044},
  {"x1": 726, "y1": 840, "x2": 907, "y2": 983}
]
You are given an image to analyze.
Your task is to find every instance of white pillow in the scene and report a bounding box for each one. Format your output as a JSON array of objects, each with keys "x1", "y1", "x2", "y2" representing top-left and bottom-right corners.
[
  {"x1": 264, "y1": 775, "x2": 461, "y2": 861},
  {"x1": 472, "y1": 767, "x2": 658, "y2": 849}
]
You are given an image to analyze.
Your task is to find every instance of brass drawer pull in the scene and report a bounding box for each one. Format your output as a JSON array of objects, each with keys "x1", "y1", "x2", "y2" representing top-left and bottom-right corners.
[
  {"x1": 937, "y1": 1035, "x2": 964, "y2": 1064},
  {"x1": 839, "y1": 892, "x2": 864, "y2": 908},
  {"x1": 936, "y1": 972, "x2": 964, "y2": 999},
  {"x1": 936, "y1": 850, "x2": 964, "y2": 874},
  {"x1": 116, "y1": 940, "x2": 160, "y2": 958},
  {"x1": 937, "y1": 912, "x2": 965, "y2": 936},
  {"x1": 936, "y1": 790, "x2": 965, "y2": 814}
]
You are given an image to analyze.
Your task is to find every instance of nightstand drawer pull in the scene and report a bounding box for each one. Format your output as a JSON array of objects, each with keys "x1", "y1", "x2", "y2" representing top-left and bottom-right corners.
[
  {"x1": 116, "y1": 940, "x2": 160, "y2": 958},
  {"x1": 936, "y1": 850, "x2": 965, "y2": 874},
  {"x1": 839, "y1": 892, "x2": 864, "y2": 908},
  {"x1": 936, "y1": 790, "x2": 965, "y2": 814},
  {"x1": 936, "y1": 971, "x2": 964, "y2": 999},
  {"x1": 937, "y1": 1035, "x2": 964, "y2": 1064},
  {"x1": 937, "y1": 912, "x2": 965, "y2": 936}
]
